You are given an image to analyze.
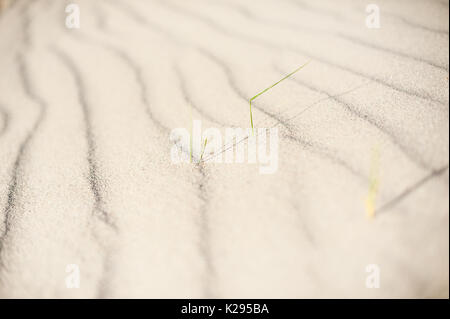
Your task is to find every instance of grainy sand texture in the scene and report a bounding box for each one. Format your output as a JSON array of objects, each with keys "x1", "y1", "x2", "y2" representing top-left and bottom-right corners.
[{"x1": 0, "y1": 0, "x2": 448, "y2": 298}]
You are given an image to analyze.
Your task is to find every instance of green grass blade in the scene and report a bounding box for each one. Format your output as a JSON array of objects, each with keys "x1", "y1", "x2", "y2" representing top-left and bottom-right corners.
[
  {"x1": 249, "y1": 61, "x2": 310, "y2": 133},
  {"x1": 200, "y1": 138, "x2": 208, "y2": 161}
]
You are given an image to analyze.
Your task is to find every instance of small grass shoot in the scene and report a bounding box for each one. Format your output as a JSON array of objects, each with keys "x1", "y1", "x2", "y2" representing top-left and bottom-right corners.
[
  {"x1": 188, "y1": 103, "x2": 208, "y2": 164},
  {"x1": 200, "y1": 138, "x2": 208, "y2": 162},
  {"x1": 249, "y1": 61, "x2": 310, "y2": 133}
]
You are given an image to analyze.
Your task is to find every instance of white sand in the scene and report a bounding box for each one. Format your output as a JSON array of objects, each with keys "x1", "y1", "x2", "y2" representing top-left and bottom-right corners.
[{"x1": 0, "y1": 0, "x2": 448, "y2": 298}]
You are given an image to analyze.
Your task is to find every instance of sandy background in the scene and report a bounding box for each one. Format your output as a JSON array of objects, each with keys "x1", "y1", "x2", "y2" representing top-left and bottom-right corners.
[{"x1": 0, "y1": 0, "x2": 448, "y2": 298}]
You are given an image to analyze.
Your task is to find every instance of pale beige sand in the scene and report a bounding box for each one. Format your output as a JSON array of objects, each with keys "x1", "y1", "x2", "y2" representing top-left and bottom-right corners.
[{"x1": 0, "y1": 0, "x2": 448, "y2": 298}]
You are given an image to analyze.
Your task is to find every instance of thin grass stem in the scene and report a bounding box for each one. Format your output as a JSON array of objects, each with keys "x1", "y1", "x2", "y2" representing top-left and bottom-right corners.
[
  {"x1": 200, "y1": 138, "x2": 208, "y2": 161},
  {"x1": 249, "y1": 61, "x2": 310, "y2": 133}
]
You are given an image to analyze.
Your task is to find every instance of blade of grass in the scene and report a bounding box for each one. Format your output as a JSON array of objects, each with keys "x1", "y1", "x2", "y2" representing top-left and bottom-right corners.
[
  {"x1": 249, "y1": 61, "x2": 310, "y2": 133},
  {"x1": 200, "y1": 138, "x2": 208, "y2": 161}
]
